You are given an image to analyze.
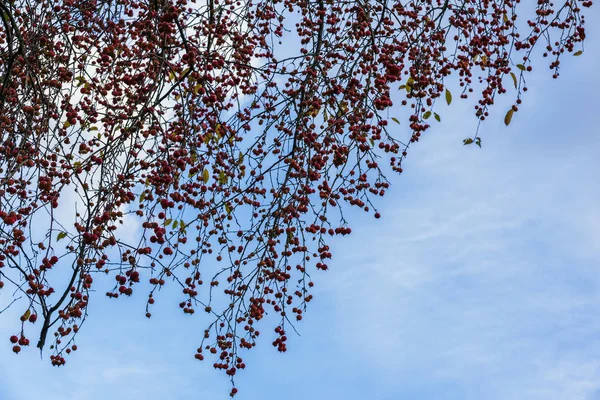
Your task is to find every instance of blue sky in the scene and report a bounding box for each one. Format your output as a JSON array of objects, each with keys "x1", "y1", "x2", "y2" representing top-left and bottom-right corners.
[{"x1": 1, "y1": 7, "x2": 600, "y2": 400}]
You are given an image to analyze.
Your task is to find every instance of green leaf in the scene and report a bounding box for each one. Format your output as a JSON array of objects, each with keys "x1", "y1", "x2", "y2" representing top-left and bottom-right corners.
[
  {"x1": 463, "y1": 138, "x2": 474, "y2": 145},
  {"x1": 165, "y1": 219, "x2": 172, "y2": 226},
  {"x1": 172, "y1": 220, "x2": 179, "y2": 229},
  {"x1": 434, "y1": 112, "x2": 441, "y2": 122},
  {"x1": 445, "y1": 89, "x2": 452, "y2": 105},
  {"x1": 504, "y1": 109, "x2": 514, "y2": 126},
  {"x1": 423, "y1": 111, "x2": 432, "y2": 120},
  {"x1": 225, "y1": 203, "x2": 232, "y2": 214},
  {"x1": 516, "y1": 64, "x2": 526, "y2": 71},
  {"x1": 573, "y1": 50, "x2": 583, "y2": 56},
  {"x1": 218, "y1": 171, "x2": 228, "y2": 184},
  {"x1": 57, "y1": 232, "x2": 67, "y2": 241},
  {"x1": 475, "y1": 137, "x2": 482, "y2": 148},
  {"x1": 405, "y1": 77, "x2": 414, "y2": 93},
  {"x1": 509, "y1": 72, "x2": 518, "y2": 89},
  {"x1": 391, "y1": 117, "x2": 400, "y2": 124},
  {"x1": 202, "y1": 169, "x2": 209, "y2": 183}
]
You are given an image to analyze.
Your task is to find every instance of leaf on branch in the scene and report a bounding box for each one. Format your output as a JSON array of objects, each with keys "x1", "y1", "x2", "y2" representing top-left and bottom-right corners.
[
  {"x1": 391, "y1": 117, "x2": 400, "y2": 124},
  {"x1": 504, "y1": 109, "x2": 514, "y2": 126},
  {"x1": 509, "y1": 72, "x2": 518, "y2": 89},
  {"x1": 218, "y1": 171, "x2": 228, "y2": 184},
  {"x1": 574, "y1": 50, "x2": 583, "y2": 56},
  {"x1": 215, "y1": 124, "x2": 224, "y2": 138},
  {"x1": 57, "y1": 232, "x2": 67, "y2": 241},
  {"x1": 463, "y1": 138, "x2": 474, "y2": 145},
  {"x1": 406, "y1": 77, "x2": 414, "y2": 93},
  {"x1": 516, "y1": 64, "x2": 526, "y2": 71},
  {"x1": 476, "y1": 137, "x2": 482, "y2": 148},
  {"x1": 423, "y1": 111, "x2": 432, "y2": 120},
  {"x1": 202, "y1": 169, "x2": 210, "y2": 183},
  {"x1": 445, "y1": 89, "x2": 452, "y2": 105},
  {"x1": 434, "y1": 112, "x2": 441, "y2": 122}
]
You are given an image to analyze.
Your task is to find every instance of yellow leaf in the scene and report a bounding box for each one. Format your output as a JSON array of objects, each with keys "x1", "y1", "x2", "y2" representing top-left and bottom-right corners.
[
  {"x1": 573, "y1": 50, "x2": 583, "y2": 56},
  {"x1": 194, "y1": 84, "x2": 203, "y2": 95},
  {"x1": 509, "y1": 72, "x2": 518, "y2": 89},
  {"x1": 504, "y1": 109, "x2": 514, "y2": 126},
  {"x1": 423, "y1": 111, "x2": 432, "y2": 120},
  {"x1": 225, "y1": 203, "x2": 232, "y2": 214},
  {"x1": 215, "y1": 124, "x2": 224, "y2": 138},
  {"x1": 202, "y1": 169, "x2": 210, "y2": 183},
  {"x1": 23, "y1": 309, "x2": 31, "y2": 321},
  {"x1": 406, "y1": 77, "x2": 414, "y2": 93},
  {"x1": 391, "y1": 117, "x2": 400, "y2": 124},
  {"x1": 178, "y1": 67, "x2": 190, "y2": 80},
  {"x1": 309, "y1": 106, "x2": 320, "y2": 117},
  {"x1": 516, "y1": 64, "x2": 526, "y2": 71}
]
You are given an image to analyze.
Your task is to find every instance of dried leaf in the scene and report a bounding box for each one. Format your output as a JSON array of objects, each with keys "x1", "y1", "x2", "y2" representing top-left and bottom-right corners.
[
  {"x1": 510, "y1": 72, "x2": 518, "y2": 89},
  {"x1": 504, "y1": 109, "x2": 514, "y2": 126}
]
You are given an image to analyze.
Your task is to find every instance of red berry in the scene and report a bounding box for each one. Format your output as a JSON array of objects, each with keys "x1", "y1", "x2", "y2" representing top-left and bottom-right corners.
[
  {"x1": 12, "y1": 345, "x2": 21, "y2": 353},
  {"x1": 9, "y1": 335, "x2": 18, "y2": 344}
]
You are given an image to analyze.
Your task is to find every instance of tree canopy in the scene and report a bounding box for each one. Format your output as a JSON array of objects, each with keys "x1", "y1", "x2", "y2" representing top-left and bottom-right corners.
[{"x1": 0, "y1": 0, "x2": 593, "y2": 395}]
